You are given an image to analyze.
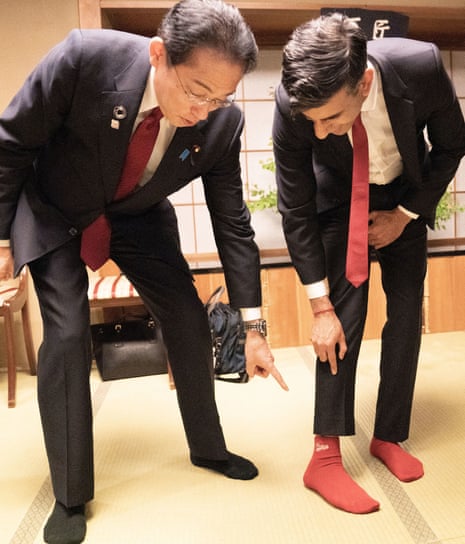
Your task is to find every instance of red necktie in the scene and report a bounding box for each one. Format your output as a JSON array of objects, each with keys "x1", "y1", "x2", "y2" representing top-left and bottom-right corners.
[
  {"x1": 81, "y1": 107, "x2": 163, "y2": 271},
  {"x1": 345, "y1": 114, "x2": 369, "y2": 288}
]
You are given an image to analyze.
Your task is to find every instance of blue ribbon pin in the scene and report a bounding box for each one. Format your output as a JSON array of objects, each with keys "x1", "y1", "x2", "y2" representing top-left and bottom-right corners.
[{"x1": 179, "y1": 148, "x2": 191, "y2": 162}]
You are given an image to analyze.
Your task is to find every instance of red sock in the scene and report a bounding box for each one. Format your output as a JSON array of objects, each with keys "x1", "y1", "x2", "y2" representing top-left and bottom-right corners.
[
  {"x1": 303, "y1": 436, "x2": 379, "y2": 514},
  {"x1": 370, "y1": 438, "x2": 424, "y2": 482}
]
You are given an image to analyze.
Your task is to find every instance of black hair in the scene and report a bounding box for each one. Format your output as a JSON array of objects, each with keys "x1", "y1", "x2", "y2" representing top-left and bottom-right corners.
[
  {"x1": 282, "y1": 12, "x2": 367, "y2": 113},
  {"x1": 158, "y1": 0, "x2": 258, "y2": 73}
]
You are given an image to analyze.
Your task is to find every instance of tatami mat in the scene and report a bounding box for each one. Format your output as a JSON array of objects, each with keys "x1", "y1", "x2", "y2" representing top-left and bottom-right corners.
[{"x1": 1, "y1": 331, "x2": 465, "y2": 543}]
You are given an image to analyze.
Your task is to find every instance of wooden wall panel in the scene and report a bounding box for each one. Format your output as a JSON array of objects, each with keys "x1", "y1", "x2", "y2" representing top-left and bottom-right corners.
[
  {"x1": 105, "y1": 256, "x2": 464, "y2": 349},
  {"x1": 193, "y1": 271, "x2": 226, "y2": 304},
  {"x1": 78, "y1": 0, "x2": 102, "y2": 28},
  {"x1": 425, "y1": 255, "x2": 465, "y2": 333},
  {"x1": 262, "y1": 267, "x2": 306, "y2": 348}
]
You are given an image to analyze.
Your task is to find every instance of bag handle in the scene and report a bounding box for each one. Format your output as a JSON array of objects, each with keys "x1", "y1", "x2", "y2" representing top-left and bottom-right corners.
[{"x1": 205, "y1": 285, "x2": 225, "y2": 315}]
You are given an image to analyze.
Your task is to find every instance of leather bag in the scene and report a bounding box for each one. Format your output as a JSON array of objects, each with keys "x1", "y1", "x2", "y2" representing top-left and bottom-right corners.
[
  {"x1": 91, "y1": 317, "x2": 168, "y2": 381},
  {"x1": 206, "y1": 286, "x2": 248, "y2": 383}
]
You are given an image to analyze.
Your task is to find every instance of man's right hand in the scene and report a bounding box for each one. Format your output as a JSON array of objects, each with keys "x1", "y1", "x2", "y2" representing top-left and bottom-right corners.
[{"x1": 310, "y1": 297, "x2": 347, "y2": 375}]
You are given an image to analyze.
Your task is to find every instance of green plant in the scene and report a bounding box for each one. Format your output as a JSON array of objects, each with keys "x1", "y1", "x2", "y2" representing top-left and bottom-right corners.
[
  {"x1": 248, "y1": 157, "x2": 278, "y2": 213},
  {"x1": 435, "y1": 188, "x2": 464, "y2": 229},
  {"x1": 248, "y1": 185, "x2": 277, "y2": 213},
  {"x1": 259, "y1": 157, "x2": 276, "y2": 174}
]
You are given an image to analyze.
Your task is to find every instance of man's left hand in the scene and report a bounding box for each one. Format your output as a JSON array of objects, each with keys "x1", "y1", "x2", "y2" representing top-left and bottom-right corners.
[
  {"x1": 245, "y1": 331, "x2": 289, "y2": 391},
  {"x1": 368, "y1": 208, "x2": 411, "y2": 249}
]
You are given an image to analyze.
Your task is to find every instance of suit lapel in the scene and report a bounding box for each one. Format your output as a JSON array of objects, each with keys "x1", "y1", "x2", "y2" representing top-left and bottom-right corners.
[
  {"x1": 108, "y1": 126, "x2": 206, "y2": 215},
  {"x1": 371, "y1": 54, "x2": 422, "y2": 186},
  {"x1": 99, "y1": 90, "x2": 145, "y2": 202},
  {"x1": 384, "y1": 96, "x2": 422, "y2": 186},
  {"x1": 99, "y1": 53, "x2": 150, "y2": 203},
  {"x1": 98, "y1": 48, "x2": 208, "y2": 214}
]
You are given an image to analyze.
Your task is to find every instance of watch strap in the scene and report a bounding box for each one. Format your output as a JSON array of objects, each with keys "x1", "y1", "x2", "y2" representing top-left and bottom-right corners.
[{"x1": 243, "y1": 319, "x2": 267, "y2": 336}]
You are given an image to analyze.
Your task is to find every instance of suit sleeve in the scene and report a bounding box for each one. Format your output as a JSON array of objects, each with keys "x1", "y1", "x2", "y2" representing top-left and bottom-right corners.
[
  {"x1": 399, "y1": 43, "x2": 465, "y2": 221},
  {"x1": 272, "y1": 84, "x2": 327, "y2": 285},
  {"x1": 201, "y1": 107, "x2": 262, "y2": 309},
  {"x1": 0, "y1": 30, "x2": 81, "y2": 239}
]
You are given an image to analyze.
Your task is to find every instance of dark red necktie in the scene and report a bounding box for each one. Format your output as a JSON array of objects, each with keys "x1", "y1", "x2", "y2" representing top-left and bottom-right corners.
[
  {"x1": 81, "y1": 107, "x2": 163, "y2": 271},
  {"x1": 345, "y1": 114, "x2": 369, "y2": 288}
]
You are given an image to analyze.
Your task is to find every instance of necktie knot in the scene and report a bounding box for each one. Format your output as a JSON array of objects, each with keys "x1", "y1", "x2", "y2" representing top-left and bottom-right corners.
[{"x1": 142, "y1": 107, "x2": 163, "y2": 131}]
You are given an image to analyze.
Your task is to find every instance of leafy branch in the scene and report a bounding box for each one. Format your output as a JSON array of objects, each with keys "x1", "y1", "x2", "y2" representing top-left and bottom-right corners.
[
  {"x1": 248, "y1": 158, "x2": 277, "y2": 213},
  {"x1": 435, "y1": 189, "x2": 464, "y2": 229}
]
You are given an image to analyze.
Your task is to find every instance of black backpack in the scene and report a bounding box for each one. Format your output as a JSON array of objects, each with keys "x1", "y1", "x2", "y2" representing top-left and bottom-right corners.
[{"x1": 206, "y1": 286, "x2": 248, "y2": 383}]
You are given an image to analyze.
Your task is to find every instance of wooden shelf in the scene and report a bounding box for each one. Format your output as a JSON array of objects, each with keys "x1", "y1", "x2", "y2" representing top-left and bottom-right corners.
[{"x1": 78, "y1": 1, "x2": 465, "y2": 49}]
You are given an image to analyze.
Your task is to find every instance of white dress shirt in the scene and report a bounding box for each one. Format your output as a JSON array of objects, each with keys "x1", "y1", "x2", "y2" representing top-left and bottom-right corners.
[{"x1": 134, "y1": 67, "x2": 176, "y2": 185}]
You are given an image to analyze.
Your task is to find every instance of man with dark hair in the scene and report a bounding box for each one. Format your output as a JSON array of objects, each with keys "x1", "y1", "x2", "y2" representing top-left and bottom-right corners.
[
  {"x1": 273, "y1": 12, "x2": 465, "y2": 513},
  {"x1": 0, "y1": 1, "x2": 287, "y2": 542}
]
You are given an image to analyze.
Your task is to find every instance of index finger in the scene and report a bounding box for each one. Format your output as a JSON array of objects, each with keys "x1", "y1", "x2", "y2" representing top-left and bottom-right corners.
[
  {"x1": 327, "y1": 349, "x2": 338, "y2": 376},
  {"x1": 270, "y1": 364, "x2": 289, "y2": 391}
]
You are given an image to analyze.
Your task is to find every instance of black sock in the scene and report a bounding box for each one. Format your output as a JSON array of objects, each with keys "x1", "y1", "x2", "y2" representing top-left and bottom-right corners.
[
  {"x1": 43, "y1": 501, "x2": 86, "y2": 544},
  {"x1": 190, "y1": 451, "x2": 258, "y2": 480}
]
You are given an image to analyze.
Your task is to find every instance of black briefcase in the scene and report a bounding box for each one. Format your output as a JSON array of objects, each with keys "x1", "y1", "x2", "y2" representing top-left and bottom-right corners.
[{"x1": 91, "y1": 317, "x2": 168, "y2": 381}]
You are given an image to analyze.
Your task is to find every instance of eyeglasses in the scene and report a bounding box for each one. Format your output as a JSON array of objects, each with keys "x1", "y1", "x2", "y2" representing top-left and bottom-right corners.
[{"x1": 173, "y1": 64, "x2": 235, "y2": 109}]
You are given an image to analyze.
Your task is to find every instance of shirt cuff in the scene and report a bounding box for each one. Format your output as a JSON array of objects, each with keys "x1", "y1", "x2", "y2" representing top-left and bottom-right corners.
[
  {"x1": 397, "y1": 205, "x2": 419, "y2": 220},
  {"x1": 304, "y1": 278, "x2": 330, "y2": 299},
  {"x1": 240, "y1": 307, "x2": 262, "y2": 321},
  {"x1": 0, "y1": 240, "x2": 11, "y2": 248}
]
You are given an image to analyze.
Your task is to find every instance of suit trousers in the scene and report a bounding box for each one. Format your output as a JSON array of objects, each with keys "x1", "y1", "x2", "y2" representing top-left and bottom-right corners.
[
  {"x1": 28, "y1": 202, "x2": 228, "y2": 508},
  {"x1": 313, "y1": 181, "x2": 427, "y2": 442}
]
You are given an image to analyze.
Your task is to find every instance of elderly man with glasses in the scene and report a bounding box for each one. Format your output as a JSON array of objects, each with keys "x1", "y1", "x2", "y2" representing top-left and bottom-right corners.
[{"x1": 0, "y1": 1, "x2": 287, "y2": 542}]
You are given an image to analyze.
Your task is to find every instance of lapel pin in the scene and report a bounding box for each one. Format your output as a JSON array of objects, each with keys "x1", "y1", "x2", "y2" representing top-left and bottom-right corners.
[
  {"x1": 179, "y1": 148, "x2": 190, "y2": 162},
  {"x1": 191, "y1": 145, "x2": 201, "y2": 165},
  {"x1": 190, "y1": 145, "x2": 201, "y2": 166},
  {"x1": 113, "y1": 105, "x2": 127, "y2": 120}
]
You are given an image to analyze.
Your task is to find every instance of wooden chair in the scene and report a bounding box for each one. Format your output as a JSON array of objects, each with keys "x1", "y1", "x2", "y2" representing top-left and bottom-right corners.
[
  {"x1": 87, "y1": 261, "x2": 174, "y2": 388},
  {"x1": 0, "y1": 267, "x2": 37, "y2": 408}
]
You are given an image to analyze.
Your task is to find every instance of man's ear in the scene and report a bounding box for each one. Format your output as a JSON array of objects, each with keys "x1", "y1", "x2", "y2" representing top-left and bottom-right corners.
[
  {"x1": 360, "y1": 68, "x2": 374, "y2": 98},
  {"x1": 149, "y1": 37, "x2": 166, "y2": 68}
]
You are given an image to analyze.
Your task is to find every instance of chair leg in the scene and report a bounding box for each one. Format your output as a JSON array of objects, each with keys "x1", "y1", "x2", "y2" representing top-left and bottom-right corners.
[
  {"x1": 4, "y1": 311, "x2": 17, "y2": 408},
  {"x1": 21, "y1": 303, "x2": 37, "y2": 375},
  {"x1": 167, "y1": 361, "x2": 175, "y2": 390}
]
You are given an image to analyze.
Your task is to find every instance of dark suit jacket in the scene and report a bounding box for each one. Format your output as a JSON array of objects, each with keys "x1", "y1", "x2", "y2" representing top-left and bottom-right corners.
[
  {"x1": 0, "y1": 29, "x2": 261, "y2": 308},
  {"x1": 273, "y1": 38, "x2": 465, "y2": 286}
]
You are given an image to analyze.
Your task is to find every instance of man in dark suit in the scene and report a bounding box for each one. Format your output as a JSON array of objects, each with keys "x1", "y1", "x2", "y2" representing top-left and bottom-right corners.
[
  {"x1": 273, "y1": 12, "x2": 465, "y2": 514},
  {"x1": 0, "y1": 1, "x2": 287, "y2": 542}
]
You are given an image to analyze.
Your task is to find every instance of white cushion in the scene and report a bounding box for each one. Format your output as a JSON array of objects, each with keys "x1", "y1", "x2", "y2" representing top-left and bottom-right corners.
[{"x1": 87, "y1": 275, "x2": 139, "y2": 301}]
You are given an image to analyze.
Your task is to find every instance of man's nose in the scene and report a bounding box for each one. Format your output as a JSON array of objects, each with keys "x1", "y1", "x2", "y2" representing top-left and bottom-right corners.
[
  {"x1": 191, "y1": 103, "x2": 213, "y2": 121},
  {"x1": 313, "y1": 119, "x2": 330, "y2": 140}
]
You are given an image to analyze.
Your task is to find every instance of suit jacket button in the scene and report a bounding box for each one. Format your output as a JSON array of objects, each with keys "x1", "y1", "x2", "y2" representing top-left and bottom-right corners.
[{"x1": 69, "y1": 227, "x2": 78, "y2": 236}]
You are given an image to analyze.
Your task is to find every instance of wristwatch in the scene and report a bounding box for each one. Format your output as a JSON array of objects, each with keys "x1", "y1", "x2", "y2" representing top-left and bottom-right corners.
[{"x1": 243, "y1": 319, "x2": 267, "y2": 337}]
